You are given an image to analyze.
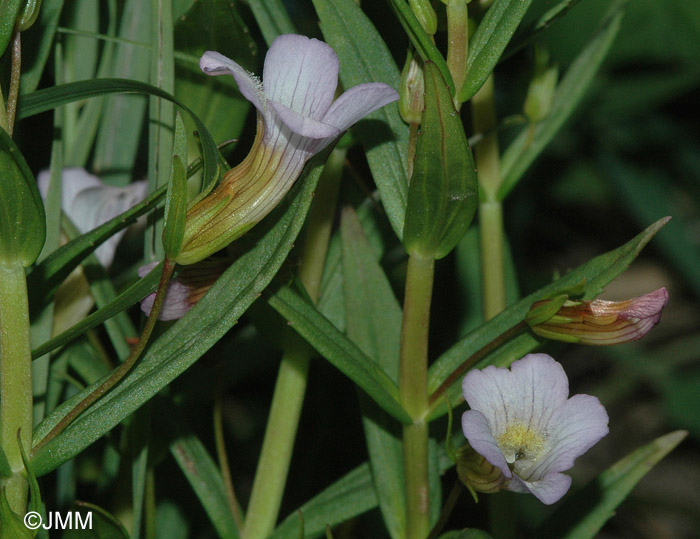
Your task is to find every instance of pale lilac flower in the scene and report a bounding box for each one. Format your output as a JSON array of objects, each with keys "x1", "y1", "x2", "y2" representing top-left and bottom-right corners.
[
  {"x1": 528, "y1": 288, "x2": 669, "y2": 345},
  {"x1": 175, "y1": 34, "x2": 399, "y2": 265},
  {"x1": 38, "y1": 167, "x2": 148, "y2": 267},
  {"x1": 461, "y1": 353, "x2": 609, "y2": 504}
]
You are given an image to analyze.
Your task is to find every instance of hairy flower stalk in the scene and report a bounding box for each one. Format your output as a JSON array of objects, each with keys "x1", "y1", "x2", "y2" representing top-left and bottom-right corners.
[
  {"x1": 461, "y1": 354, "x2": 609, "y2": 504},
  {"x1": 528, "y1": 288, "x2": 669, "y2": 345},
  {"x1": 175, "y1": 34, "x2": 399, "y2": 266}
]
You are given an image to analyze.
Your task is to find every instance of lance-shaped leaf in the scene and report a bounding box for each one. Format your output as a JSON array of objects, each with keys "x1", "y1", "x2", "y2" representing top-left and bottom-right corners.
[
  {"x1": 162, "y1": 113, "x2": 188, "y2": 258},
  {"x1": 403, "y1": 62, "x2": 478, "y2": 260},
  {"x1": 0, "y1": 129, "x2": 46, "y2": 267},
  {"x1": 537, "y1": 431, "x2": 687, "y2": 538},
  {"x1": 0, "y1": 0, "x2": 22, "y2": 56},
  {"x1": 459, "y1": 0, "x2": 533, "y2": 102}
]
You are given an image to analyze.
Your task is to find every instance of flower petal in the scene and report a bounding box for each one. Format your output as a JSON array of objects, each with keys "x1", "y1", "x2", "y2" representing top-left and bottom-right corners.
[
  {"x1": 508, "y1": 471, "x2": 573, "y2": 505},
  {"x1": 525, "y1": 393, "x2": 609, "y2": 480},
  {"x1": 462, "y1": 410, "x2": 512, "y2": 479},
  {"x1": 269, "y1": 100, "x2": 341, "y2": 139},
  {"x1": 138, "y1": 262, "x2": 193, "y2": 321},
  {"x1": 462, "y1": 353, "x2": 569, "y2": 439},
  {"x1": 200, "y1": 51, "x2": 266, "y2": 113},
  {"x1": 38, "y1": 168, "x2": 148, "y2": 267},
  {"x1": 263, "y1": 34, "x2": 338, "y2": 120},
  {"x1": 323, "y1": 83, "x2": 399, "y2": 131}
]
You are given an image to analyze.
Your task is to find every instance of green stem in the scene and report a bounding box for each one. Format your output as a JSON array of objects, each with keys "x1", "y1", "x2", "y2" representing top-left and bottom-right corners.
[
  {"x1": 5, "y1": 30, "x2": 21, "y2": 136},
  {"x1": 479, "y1": 201, "x2": 505, "y2": 319},
  {"x1": 214, "y1": 387, "x2": 243, "y2": 531},
  {"x1": 32, "y1": 258, "x2": 176, "y2": 454},
  {"x1": 242, "y1": 149, "x2": 344, "y2": 539},
  {"x1": 471, "y1": 75, "x2": 506, "y2": 319},
  {"x1": 400, "y1": 252, "x2": 435, "y2": 539},
  {"x1": 446, "y1": 0, "x2": 469, "y2": 109},
  {"x1": 0, "y1": 264, "x2": 33, "y2": 513}
]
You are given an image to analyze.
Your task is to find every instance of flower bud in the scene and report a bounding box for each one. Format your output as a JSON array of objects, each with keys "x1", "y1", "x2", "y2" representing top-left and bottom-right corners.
[
  {"x1": 456, "y1": 444, "x2": 508, "y2": 495},
  {"x1": 524, "y1": 46, "x2": 558, "y2": 123},
  {"x1": 409, "y1": 0, "x2": 438, "y2": 35},
  {"x1": 399, "y1": 51, "x2": 425, "y2": 125},
  {"x1": 527, "y1": 288, "x2": 669, "y2": 345}
]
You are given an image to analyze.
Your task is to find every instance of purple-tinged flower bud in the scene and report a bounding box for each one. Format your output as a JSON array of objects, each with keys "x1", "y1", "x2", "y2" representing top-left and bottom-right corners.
[
  {"x1": 139, "y1": 258, "x2": 229, "y2": 320},
  {"x1": 527, "y1": 288, "x2": 669, "y2": 345}
]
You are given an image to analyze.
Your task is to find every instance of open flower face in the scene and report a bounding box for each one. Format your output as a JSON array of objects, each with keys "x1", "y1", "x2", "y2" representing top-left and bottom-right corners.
[
  {"x1": 175, "y1": 34, "x2": 399, "y2": 265},
  {"x1": 461, "y1": 354, "x2": 609, "y2": 504}
]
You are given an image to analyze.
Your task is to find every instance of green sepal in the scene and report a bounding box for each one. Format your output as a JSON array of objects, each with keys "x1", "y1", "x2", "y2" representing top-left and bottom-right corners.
[
  {"x1": 16, "y1": 0, "x2": 41, "y2": 31},
  {"x1": 17, "y1": 430, "x2": 42, "y2": 516},
  {"x1": 0, "y1": 488, "x2": 33, "y2": 538},
  {"x1": 0, "y1": 128, "x2": 46, "y2": 267},
  {"x1": 403, "y1": 62, "x2": 478, "y2": 260},
  {"x1": 0, "y1": 0, "x2": 22, "y2": 56},
  {"x1": 0, "y1": 445, "x2": 10, "y2": 477},
  {"x1": 162, "y1": 113, "x2": 188, "y2": 258},
  {"x1": 525, "y1": 294, "x2": 569, "y2": 326}
]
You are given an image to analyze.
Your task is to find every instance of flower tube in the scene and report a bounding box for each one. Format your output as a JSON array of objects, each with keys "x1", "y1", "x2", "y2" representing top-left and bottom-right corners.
[{"x1": 175, "y1": 34, "x2": 399, "y2": 265}]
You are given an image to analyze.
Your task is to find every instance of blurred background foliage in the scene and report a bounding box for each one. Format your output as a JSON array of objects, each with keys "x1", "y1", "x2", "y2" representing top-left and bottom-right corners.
[{"x1": 5, "y1": 0, "x2": 699, "y2": 537}]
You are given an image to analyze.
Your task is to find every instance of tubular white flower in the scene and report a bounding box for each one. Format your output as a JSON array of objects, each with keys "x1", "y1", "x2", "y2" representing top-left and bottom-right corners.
[
  {"x1": 38, "y1": 168, "x2": 147, "y2": 267},
  {"x1": 461, "y1": 353, "x2": 609, "y2": 504},
  {"x1": 176, "y1": 34, "x2": 399, "y2": 265}
]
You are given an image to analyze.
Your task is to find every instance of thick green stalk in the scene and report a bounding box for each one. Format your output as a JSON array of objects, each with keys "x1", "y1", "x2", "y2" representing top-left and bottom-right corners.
[
  {"x1": 242, "y1": 150, "x2": 344, "y2": 539},
  {"x1": 471, "y1": 75, "x2": 506, "y2": 318},
  {"x1": 400, "y1": 252, "x2": 435, "y2": 539},
  {"x1": 446, "y1": 0, "x2": 469, "y2": 109},
  {"x1": 0, "y1": 264, "x2": 33, "y2": 514}
]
